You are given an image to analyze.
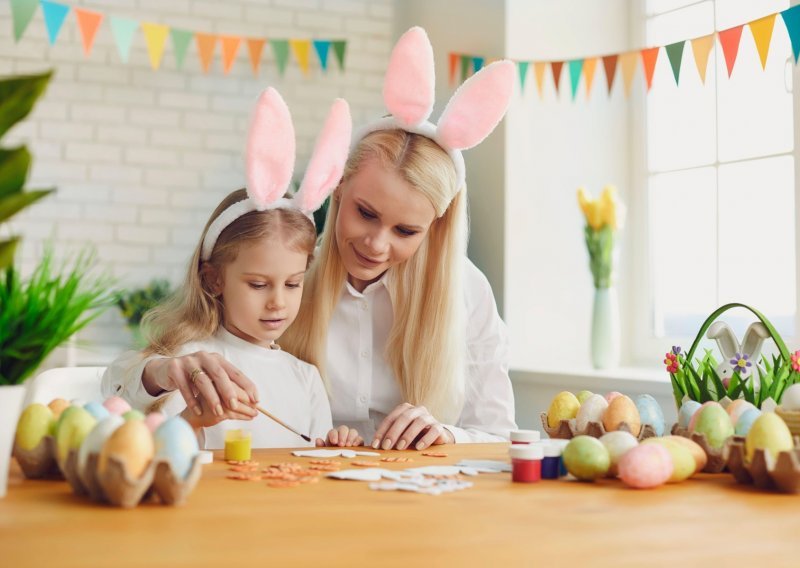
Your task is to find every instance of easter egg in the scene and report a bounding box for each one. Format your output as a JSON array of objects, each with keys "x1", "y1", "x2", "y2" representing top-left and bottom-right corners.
[
  {"x1": 602, "y1": 395, "x2": 641, "y2": 436},
  {"x1": 575, "y1": 394, "x2": 608, "y2": 431},
  {"x1": 604, "y1": 391, "x2": 623, "y2": 403},
  {"x1": 678, "y1": 400, "x2": 702, "y2": 429},
  {"x1": 745, "y1": 413, "x2": 794, "y2": 465},
  {"x1": 547, "y1": 391, "x2": 581, "y2": 428},
  {"x1": 576, "y1": 390, "x2": 594, "y2": 404},
  {"x1": 658, "y1": 435, "x2": 707, "y2": 472},
  {"x1": 692, "y1": 404, "x2": 734, "y2": 450},
  {"x1": 48, "y1": 398, "x2": 70, "y2": 420},
  {"x1": 563, "y1": 436, "x2": 610, "y2": 481},
  {"x1": 144, "y1": 412, "x2": 167, "y2": 433},
  {"x1": 77, "y1": 415, "x2": 125, "y2": 483},
  {"x1": 98, "y1": 420, "x2": 154, "y2": 479},
  {"x1": 727, "y1": 399, "x2": 757, "y2": 426},
  {"x1": 123, "y1": 409, "x2": 146, "y2": 422},
  {"x1": 641, "y1": 437, "x2": 696, "y2": 482},
  {"x1": 154, "y1": 417, "x2": 200, "y2": 479},
  {"x1": 15, "y1": 404, "x2": 55, "y2": 451},
  {"x1": 779, "y1": 384, "x2": 800, "y2": 411},
  {"x1": 599, "y1": 431, "x2": 639, "y2": 477},
  {"x1": 735, "y1": 408, "x2": 762, "y2": 437},
  {"x1": 688, "y1": 401, "x2": 721, "y2": 432},
  {"x1": 55, "y1": 406, "x2": 97, "y2": 464},
  {"x1": 103, "y1": 396, "x2": 132, "y2": 416},
  {"x1": 618, "y1": 444, "x2": 673, "y2": 489},
  {"x1": 635, "y1": 394, "x2": 665, "y2": 437},
  {"x1": 83, "y1": 401, "x2": 110, "y2": 421}
]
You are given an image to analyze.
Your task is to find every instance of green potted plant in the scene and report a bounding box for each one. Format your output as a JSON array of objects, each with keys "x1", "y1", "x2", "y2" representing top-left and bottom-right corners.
[{"x1": 117, "y1": 278, "x2": 173, "y2": 347}]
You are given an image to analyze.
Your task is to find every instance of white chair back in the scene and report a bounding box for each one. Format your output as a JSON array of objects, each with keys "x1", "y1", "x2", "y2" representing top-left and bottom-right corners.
[{"x1": 23, "y1": 367, "x2": 107, "y2": 407}]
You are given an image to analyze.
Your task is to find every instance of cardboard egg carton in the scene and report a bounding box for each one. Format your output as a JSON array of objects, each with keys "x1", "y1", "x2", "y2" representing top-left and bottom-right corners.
[
  {"x1": 12, "y1": 436, "x2": 63, "y2": 480},
  {"x1": 724, "y1": 438, "x2": 800, "y2": 493},
  {"x1": 540, "y1": 412, "x2": 657, "y2": 441},
  {"x1": 670, "y1": 423, "x2": 739, "y2": 473}
]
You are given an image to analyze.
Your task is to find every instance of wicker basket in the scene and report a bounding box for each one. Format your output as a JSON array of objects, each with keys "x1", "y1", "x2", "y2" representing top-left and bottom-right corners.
[{"x1": 775, "y1": 407, "x2": 800, "y2": 438}]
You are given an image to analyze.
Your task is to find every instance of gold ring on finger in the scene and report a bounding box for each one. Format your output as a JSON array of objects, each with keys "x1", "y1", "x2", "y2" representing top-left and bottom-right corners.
[{"x1": 189, "y1": 368, "x2": 206, "y2": 384}]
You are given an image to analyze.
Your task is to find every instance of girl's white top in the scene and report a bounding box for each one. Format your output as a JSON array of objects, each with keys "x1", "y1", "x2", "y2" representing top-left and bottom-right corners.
[
  {"x1": 326, "y1": 258, "x2": 517, "y2": 443},
  {"x1": 100, "y1": 327, "x2": 332, "y2": 449}
]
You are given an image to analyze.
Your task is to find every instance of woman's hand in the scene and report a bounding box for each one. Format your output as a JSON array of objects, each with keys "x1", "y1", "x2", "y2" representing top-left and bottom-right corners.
[
  {"x1": 180, "y1": 382, "x2": 258, "y2": 429},
  {"x1": 143, "y1": 351, "x2": 259, "y2": 418},
  {"x1": 316, "y1": 425, "x2": 363, "y2": 447},
  {"x1": 371, "y1": 403, "x2": 455, "y2": 451}
]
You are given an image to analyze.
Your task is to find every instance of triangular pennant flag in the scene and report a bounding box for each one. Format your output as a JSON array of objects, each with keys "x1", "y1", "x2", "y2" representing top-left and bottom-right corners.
[
  {"x1": 550, "y1": 61, "x2": 564, "y2": 94},
  {"x1": 142, "y1": 23, "x2": 169, "y2": 70},
  {"x1": 640, "y1": 47, "x2": 660, "y2": 91},
  {"x1": 782, "y1": 5, "x2": 800, "y2": 63},
  {"x1": 534, "y1": 61, "x2": 546, "y2": 98},
  {"x1": 665, "y1": 41, "x2": 685, "y2": 85},
  {"x1": 314, "y1": 40, "x2": 331, "y2": 72},
  {"x1": 460, "y1": 54, "x2": 471, "y2": 82},
  {"x1": 196, "y1": 33, "x2": 218, "y2": 74},
  {"x1": 620, "y1": 51, "x2": 639, "y2": 96},
  {"x1": 74, "y1": 8, "x2": 103, "y2": 56},
  {"x1": 691, "y1": 34, "x2": 714, "y2": 83},
  {"x1": 110, "y1": 17, "x2": 137, "y2": 63},
  {"x1": 170, "y1": 29, "x2": 193, "y2": 69},
  {"x1": 331, "y1": 40, "x2": 346, "y2": 71},
  {"x1": 517, "y1": 61, "x2": 529, "y2": 92},
  {"x1": 11, "y1": 0, "x2": 38, "y2": 42},
  {"x1": 41, "y1": 1, "x2": 69, "y2": 45},
  {"x1": 718, "y1": 25, "x2": 744, "y2": 77},
  {"x1": 750, "y1": 14, "x2": 776, "y2": 70},
  {"x1": 472, "y1": 56, "x2": 485, "y2": 73},
  {"x1": 602, "y1": 54, "x2": 618, "y2": 94},
  {"x1": 270, "y1": 39, "x2": 290, "y2": 75},
  {"x1": 583, "y1": 57, "x2": 597, "y2": 96},
  {"x1": 449, "y1": 53, "x2": 458, "y2": 85},
  {"x1": 246, "y1": 38, "x2": 266, "y2": 75},
  {"x1": 290, "y1": 39, "x2": 311, "y2": 75},
  {"x1": 568, "y1": 59, "x2": 584, "y2": 100},
  {"x1": 221, "y1": 35, "x2": 241, "y2": 74}
]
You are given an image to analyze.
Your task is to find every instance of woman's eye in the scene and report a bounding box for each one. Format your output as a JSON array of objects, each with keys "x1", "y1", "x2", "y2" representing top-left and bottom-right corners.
[
  {"x1": 286, "y1": 282, "x2": 302, "y2": 289},
  {"x1": 396, "y1": 227, "x2": 418, "y2": 237},
  {"x1": 358, "y1": 206, "x2": 376, "y2": 220}
]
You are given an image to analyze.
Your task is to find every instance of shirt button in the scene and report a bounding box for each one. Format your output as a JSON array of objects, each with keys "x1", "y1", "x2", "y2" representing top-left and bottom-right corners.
[
  {"x1": 361, "y1": 351, "x2": 369, "y2": 358},
  {"x1": 361, "y1": 301, "x2": 368, "y2": 310}
]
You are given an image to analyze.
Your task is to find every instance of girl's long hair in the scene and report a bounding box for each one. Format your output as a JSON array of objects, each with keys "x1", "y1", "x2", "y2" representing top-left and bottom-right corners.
[{"x1": 280, "y1": 130, "x2": 468, "y2": 423}]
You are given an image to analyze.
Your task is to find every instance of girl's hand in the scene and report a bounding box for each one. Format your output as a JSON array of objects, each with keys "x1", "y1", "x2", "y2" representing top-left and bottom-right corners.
[
  {"x1": 315, "y1": 425, "x2": 363, "y2": 447},
  {"x1": 371, "y1": 403, "x2": 455, "y2": 451},
  {"x1": 180, "y1": 382, "x2": 257, "y2": 429},
  {"x1": 143, "y1": 351, "x2": 259, "y2": 418}
]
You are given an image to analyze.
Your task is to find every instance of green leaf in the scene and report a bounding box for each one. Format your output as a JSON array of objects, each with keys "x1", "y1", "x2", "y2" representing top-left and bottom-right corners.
[
  {"x1": 0, "y1": 71, "x2": 53, "y2": 139},
  {"x1": 0, "y1": 237, "x2": 19, "y2": 270},
  {"x1": 708, "y1": 367, "x2": 725, "y2": 400},
  {"x1": 0, "y1": 146, "x2": 31, "y2": 198},
  {"x1": 726, "y1": 372, "x2": 741, "y2": 398},
  {"x1": 0, "y1": 188, "x2": 52, "y2": 223}
]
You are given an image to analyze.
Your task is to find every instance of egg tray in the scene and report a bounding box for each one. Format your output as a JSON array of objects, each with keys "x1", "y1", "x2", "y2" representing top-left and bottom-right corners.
[
  {"x1": 540, "y1": 413, "x2": 657, "y2": 441},
  {"x1": 670, "y1": 424, "x2": 740, "y2": 473},
  {"x1": 724, "y1": 439, "x2": 800, "y2": 493},
  {"x1": 12, "y1": 435, "x2": 64, "y2": 480}
]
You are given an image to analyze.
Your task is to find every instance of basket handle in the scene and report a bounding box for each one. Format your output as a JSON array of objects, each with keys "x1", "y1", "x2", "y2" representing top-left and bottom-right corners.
[{"x1": 685, "y1": 303, "x2": 790, "y2": 363}]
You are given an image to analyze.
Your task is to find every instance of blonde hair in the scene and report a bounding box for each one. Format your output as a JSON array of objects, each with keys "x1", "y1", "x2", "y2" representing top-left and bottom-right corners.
[
  {"x1": 280, "y1": 130, "x2": 468, "y2": 423},
  {"x1": 142, "y1": 188, "x2": 317, "y2": 356}
]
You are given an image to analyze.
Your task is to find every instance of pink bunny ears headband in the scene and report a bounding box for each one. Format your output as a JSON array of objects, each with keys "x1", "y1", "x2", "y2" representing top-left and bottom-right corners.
[
  {"x1": 352, "y1": 26, "x2": 515, "y2": 193},
  {"x1": 201, "y1": 88, "x2": 352, "y2": 261}
]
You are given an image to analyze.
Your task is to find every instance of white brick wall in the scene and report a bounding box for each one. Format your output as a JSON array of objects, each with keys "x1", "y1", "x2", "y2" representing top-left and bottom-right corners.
[{"x1": 0, "y1": 0, "x2": 393, "y2": 362}]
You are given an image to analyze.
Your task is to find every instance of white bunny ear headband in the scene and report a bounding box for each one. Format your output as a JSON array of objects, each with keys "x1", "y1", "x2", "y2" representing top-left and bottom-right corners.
[
  {"x1": 201, "y1": 87, "x2": 352, "y2": 261},
  {"x1": 352, "y1": 26, "x2": 515, "y2": 197}
]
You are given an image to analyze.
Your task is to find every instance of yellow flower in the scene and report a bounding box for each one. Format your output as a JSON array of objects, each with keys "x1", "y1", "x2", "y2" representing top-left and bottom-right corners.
[
  {"x1": 598, "y1": 185, "x2": 625, "y2": 231},
  {"x1": 577, "y1": 187, "x2": 603, "y2": 230}
]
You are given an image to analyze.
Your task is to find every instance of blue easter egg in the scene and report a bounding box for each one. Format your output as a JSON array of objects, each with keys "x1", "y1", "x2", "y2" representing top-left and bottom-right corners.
[
  {"x1": 83, "y1": 401, "x2": 110, "y2": 421},
  {"x1": 635, "y1": 394, "x2": 666, "y2": 436},
  {"x1": 678, "y1": 400, "x2": 702, "y2": 429},
  {"x1": 154, "y1": 417, "x2": 200, "y2": 480},
  {"x1": 734, "y1": 408, "x2": 762, "y2": 437}
]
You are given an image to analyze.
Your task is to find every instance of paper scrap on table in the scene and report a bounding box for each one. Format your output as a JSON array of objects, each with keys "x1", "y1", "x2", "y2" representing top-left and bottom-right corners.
[
  {"x1": 291, "y1": 449, "x2": 381, "y2": 458},
  {"x1": 405, "y1": 465, "x2": 480, "y2": 477},
  {"x1": 369, "y1": 480, "x2": 474, "y2": 495},
  {"x1": 455, "y1": 459, "x2": 511, "y2": 473}
]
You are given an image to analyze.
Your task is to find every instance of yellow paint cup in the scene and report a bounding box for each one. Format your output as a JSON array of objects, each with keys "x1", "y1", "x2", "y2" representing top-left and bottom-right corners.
[{"x1": 224, "y1": 429, "x2": 252, "y2": 461}]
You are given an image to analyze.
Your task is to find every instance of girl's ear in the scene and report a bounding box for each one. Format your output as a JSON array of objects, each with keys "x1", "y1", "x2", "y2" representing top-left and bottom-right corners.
[{"x1": 200, "y1": 262, "x2": 223, "y2": 296}]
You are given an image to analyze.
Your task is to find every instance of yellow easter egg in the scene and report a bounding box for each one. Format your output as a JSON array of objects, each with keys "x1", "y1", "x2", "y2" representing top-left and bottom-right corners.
[
  {"x1": 745, "y1": 413, "x2": 794, "y2": 465},
  {"x1": 642, "y1": 437, "x2": 696, "y2": 482},
  {"x1": 98, "y1": 420, "x2": 154, "y2": 479},
  {"x1": 602, "y1": 395, "x2": 641, "y2": 436},
  {"x1": 547, "y1": 391, "x2": 581, "y2": 428}
]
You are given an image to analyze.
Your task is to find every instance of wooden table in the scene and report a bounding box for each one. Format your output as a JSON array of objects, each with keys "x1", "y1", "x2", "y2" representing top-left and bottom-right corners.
[{"x1": 2, "y1": 443, "x2": 798, "y2": 566}]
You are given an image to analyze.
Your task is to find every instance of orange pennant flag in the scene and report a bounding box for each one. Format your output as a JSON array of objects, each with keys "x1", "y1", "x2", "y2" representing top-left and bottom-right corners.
[
  {"x1": 718, "y1": 25, "x2": 743, "y2": 77},
  {"x1": 290, "y1": 39, "x2": 311, "y2": 75},
  {"x1": 602, "y1": 54, "x2": 618, "y2": 94},
  {"x1": 221, "y1": 35, "x2": 241, "y2": 74},
  {"x1": 620, "y1": 51, "x2": 639, "y2": 97},
  {"x1": 142, "y1": 23, "x2": 169, "y2": 70},
  {"x1": 750, "y1": 14, "x2": 776, "y2": 70},
  {"x1": 449, "y1": 53, "x2": 459, "y2": 86},
  {"x1": 550, "y1": 61, "x2": 564, "y2": 94},
  {"x1": 246, "y1": 38, "x2": 266, "y2": 76},
  {"x1": 196, "y1": 33, "x2": 217, "y2": 73},
  {"x1": 533, "y1": 61, "x2": 547, "y2": 98},
  {"x1": 691, "y1": 34, "x2": 714, "y2": 84},
  {"x1": 640, "y1": 47, "x2": 660, "y2": 91},
  {"x1": 583, "y1": 57, "x2": 598, "y2": 97},
  {"x1": 74, "y1": 8, "x2": 103, "y2": 56}
]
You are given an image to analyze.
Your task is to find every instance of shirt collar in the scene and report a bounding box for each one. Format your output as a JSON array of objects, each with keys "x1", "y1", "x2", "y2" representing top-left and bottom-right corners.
[
  {"x1": 216, "y1": 325, "x2": 281, "y2": 351},
  {"x1": 343, "y1": 272, "x2": 389, "y2": 298}
]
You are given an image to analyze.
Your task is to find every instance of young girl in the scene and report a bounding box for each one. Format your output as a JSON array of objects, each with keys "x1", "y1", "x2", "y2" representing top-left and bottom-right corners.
[{"x1": 102, "y1": 89, "x2": 362, "y2": 448}]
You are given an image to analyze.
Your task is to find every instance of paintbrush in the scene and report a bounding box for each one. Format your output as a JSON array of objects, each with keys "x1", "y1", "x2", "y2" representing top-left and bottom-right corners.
[{"x1": 256, "y1": 406, "x2": 311, "y2": 442}]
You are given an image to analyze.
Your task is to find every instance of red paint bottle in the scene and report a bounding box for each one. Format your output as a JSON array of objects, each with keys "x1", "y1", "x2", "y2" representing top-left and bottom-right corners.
[{"x1": 509, "y1": 444, "x2": 543, "y2": 483}]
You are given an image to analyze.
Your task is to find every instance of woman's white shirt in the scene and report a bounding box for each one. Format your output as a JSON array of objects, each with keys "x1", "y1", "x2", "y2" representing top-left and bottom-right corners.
[
  {"x1": 326, "y1": 257, "x2": 517, "y2": 443},
  {"x1": 100, "y1": 327, "x2": 332, "y2": 449}
]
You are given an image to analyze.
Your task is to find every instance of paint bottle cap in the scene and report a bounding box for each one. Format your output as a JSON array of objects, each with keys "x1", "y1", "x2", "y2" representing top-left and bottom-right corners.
[
  {"x1": 509, "y1": 444, "x2": 544, "y2": 460},
  {"x1": 510, "y1": 429, "x2": 541, "y2": 443},
  {"x1": 541, "y1": 443, "x2": 563, "y2": 458}
]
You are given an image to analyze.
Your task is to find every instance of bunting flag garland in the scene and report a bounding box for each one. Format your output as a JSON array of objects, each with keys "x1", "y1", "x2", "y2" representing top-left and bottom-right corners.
[
  {"x1": 9, "y1": 0, "x2": 348, "y2": 78},
  {"x1": 449, "y1": 6, "x2": 800, "y2": 100}
]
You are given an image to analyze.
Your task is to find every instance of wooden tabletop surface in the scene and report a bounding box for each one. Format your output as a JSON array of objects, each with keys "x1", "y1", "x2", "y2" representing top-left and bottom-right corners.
[{"x1": 2, "y1": 443, "x2": 799, "y2": 567}]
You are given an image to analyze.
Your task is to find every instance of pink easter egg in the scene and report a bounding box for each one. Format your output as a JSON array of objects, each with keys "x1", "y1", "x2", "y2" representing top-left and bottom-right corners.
[
  {"x1": 604, "y1": 391, "x2": 623, "y2": 404},
  {"x1": 103, "y1": 396, "x2": 132, "y2": 415},
  {"x1": 618, "y1": 444, "x2": 674, "y2": 489},
  {"x1": 144, "y1": 411, "x2": 166, "y2": 433},
  {"x1": 688, "y1": 401, "x2": 722, "y2": 432}
]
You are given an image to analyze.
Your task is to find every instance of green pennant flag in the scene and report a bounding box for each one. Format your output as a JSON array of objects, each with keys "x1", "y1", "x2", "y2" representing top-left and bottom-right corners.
[
  {"x1": 460, "y1": 55, "x2": 470, "y2": 82},
  {"x1": 11, "y1": 0, "x2": 39, "y2": 42},
  {"x1": 517, "y1": 61, "x2": 530, "y2": 91},
  {"x1": 665, "y1": 40, "x2": 685, "y2": 85},
  {"x1": 170, "y1": 29, "x2": 193, "y2": 69},
  {"x1": 782, "y1": 6, "x2": 800, "y2": 63},
  {"x1": 331, "y1": 40, "x2": 347, "y2": 70},
  {"x1": 568, "y1": 59, "x2": 584, "y2": 100},
  {"x1": 270, "y1": 39, "x2": 290, "y2": 75}
]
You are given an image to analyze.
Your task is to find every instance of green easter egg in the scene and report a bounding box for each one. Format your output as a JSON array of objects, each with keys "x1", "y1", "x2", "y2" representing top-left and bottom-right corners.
[{"x1": 563, "y1": 435, "x2": 610, "y2": 481}]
